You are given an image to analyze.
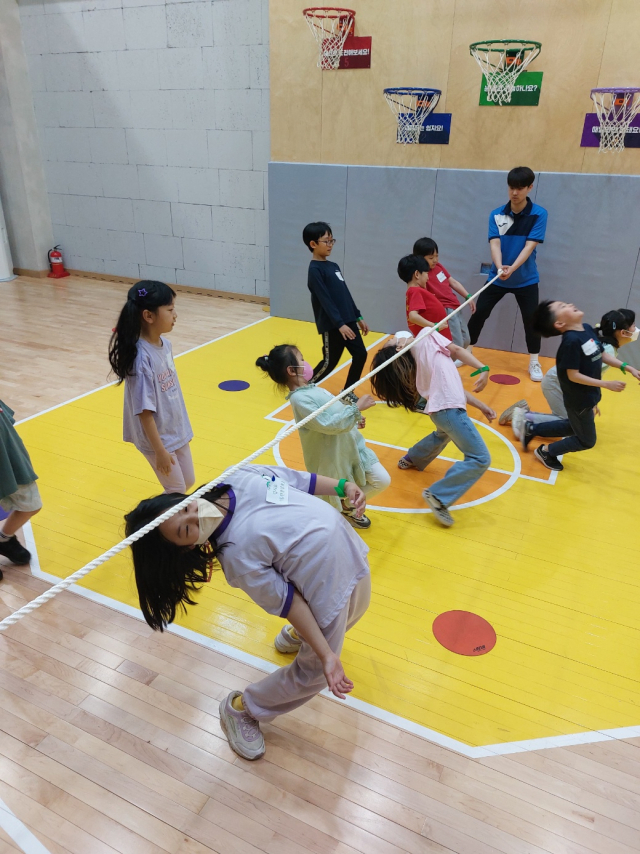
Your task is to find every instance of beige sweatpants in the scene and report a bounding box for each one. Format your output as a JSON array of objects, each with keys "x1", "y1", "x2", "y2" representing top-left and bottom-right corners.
[{"x1": 242, "y1": 573, "x2": 371, "y2": 723}]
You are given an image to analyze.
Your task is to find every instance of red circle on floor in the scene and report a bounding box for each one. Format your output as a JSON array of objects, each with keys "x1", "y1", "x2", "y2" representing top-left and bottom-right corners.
[
  {"x1": 432, "y1": 611, "x2": 497, "y2": 656},
  {"x1": 490, "y1": 374, "x2": 520, "y2": 385}
]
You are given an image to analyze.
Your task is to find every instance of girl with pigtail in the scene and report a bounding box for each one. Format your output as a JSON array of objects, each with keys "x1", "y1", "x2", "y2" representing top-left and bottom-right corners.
[{"x1": 108, "y1": 281, "x2": 194, "y2": 493}]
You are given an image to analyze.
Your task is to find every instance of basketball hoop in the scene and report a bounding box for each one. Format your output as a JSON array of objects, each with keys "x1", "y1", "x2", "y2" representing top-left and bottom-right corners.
[
  {"x1": 383, "y1": 88, "x2": 441, "y2": 144},
  {"x1": 469, "y1": 39, "x2": 541, "y2": 105},
  {"x1": 303, "y1": 7, "x2": 355, "y2": 70},
  {"x1": 590, "y1": 88, "x2": 640, "y2": 152}
]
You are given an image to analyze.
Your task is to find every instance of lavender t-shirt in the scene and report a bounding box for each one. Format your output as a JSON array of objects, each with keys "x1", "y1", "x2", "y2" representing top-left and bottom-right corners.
[{"x1": 123, "y1": 337, "x2": 193, "y2": 454}]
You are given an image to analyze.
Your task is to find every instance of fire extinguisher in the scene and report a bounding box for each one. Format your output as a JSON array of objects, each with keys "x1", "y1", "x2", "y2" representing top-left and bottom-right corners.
[{"x1": 48, "y1": 245, "x2": 70, "y2": 279}]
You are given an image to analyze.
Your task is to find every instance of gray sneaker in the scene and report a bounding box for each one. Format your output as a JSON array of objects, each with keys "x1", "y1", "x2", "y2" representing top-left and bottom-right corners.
[
  {"x1": 511, "y1": 405, "x2": 527, "y2": 441},
  {"x1": 422, "y1": 489, "x2": 454, "y2": 527},
  {"x1": 219, "y1": 692, "x2": 265, "y2": 760},
  {"x1": 274, "y1": 624, "x2": 302, "y2": 654},
  {"x1": 498, "y1": 399, "x2": 529, "y2": 426}
]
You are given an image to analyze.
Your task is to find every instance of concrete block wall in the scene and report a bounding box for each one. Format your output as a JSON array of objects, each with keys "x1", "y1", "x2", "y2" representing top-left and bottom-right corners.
[{"x1": 18, "y1": 0, "x2": 269, "y2": 296}]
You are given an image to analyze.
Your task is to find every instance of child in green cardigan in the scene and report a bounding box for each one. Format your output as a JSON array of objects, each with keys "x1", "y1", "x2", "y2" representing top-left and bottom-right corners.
[
  {"x1": 256, "y1": 345, "x2": 390, "y2": 529},
  {"x1": 0, "y1": 400, "x2": 43, "y2": 575}
]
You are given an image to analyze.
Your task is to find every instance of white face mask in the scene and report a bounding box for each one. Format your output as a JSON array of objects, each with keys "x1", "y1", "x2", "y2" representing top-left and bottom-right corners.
[
  {"x1": 195, "y1": 498, "x2": 224, "y2": 544},
  {"x1": 624, "y1": 327, "x2": 639, "y2": 342}
]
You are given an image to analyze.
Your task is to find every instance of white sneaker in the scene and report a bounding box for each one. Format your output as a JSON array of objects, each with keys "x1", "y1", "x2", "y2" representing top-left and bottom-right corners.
[
  {"x1": 274, "y1": 624, "x2": 302, "y2": 654},
  {"x1": 454, "y1": 359, "x2": 464, "y2": 368},
  {"x1": 219, "y1": 692, "x2": 265, "y2": 760},
  {"x1": 511, "y1": 406, "x2": 526, "y2": 441},
  {"x1": 529, "y1": 361, "x2": 543, "y2": 382},
  {"x1": 422, "y1": 489, "x2": 454, "y2": 527}
]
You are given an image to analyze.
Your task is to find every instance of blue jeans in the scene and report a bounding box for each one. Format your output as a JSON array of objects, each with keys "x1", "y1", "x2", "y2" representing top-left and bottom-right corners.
[{"x1": 406, "y1": 408, "x2": 491, "y2": 507}]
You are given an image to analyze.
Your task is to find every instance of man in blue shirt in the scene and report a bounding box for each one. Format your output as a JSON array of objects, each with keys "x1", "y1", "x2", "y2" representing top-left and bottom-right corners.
[{"x1": 468, "y1": 166, "x2": 548, "y2": 381}]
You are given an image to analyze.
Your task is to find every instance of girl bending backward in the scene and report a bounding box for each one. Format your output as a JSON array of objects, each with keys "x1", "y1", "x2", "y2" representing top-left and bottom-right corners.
[{"x1": 125, "y1": 465, "x2": 371, "y2": 761}]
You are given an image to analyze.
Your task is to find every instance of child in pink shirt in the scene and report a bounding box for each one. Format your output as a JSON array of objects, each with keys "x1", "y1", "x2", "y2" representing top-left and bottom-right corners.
[{"x1": 371, "y1": 330, "x2": 495, "y2": 527}]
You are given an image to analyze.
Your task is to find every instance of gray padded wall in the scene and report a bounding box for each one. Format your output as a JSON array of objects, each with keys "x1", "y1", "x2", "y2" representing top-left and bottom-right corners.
[
  {"x1": 269, "y1": 162, "x2": 640, "y2": 358},
  {"x1": 269, "y1": 162, "x2": 348, "y2": 324},
  {"x1": 342, "y1": 166, "x2": 437, "y2": 333}
]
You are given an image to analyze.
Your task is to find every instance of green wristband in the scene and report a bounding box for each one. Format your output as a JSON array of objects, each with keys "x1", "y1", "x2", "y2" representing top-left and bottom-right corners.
[
  {"x1": 621, "y1": 362, "x2": 628, "y2": 374},
  {"x1": 466, "y1": 293, "x2": 473, "y2": 301},
  {"x1": 357, "y1": 316, "x2": 363, "y2": 321},
  {"x1": 334, "y1": 478, "x2": 348, "y2": 498},
  {"x1": 470, "y1": 365, "x2": 490, "y2": 377}
]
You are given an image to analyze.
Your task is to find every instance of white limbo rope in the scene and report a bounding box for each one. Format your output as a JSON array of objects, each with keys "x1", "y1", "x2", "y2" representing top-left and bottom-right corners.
[{"x1": 0, "y1": 271, "x2": 504, "y2": 631}]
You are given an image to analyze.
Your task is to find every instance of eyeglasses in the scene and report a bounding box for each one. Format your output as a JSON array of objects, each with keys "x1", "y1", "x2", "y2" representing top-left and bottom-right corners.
[{"x1": 318, "y1": 238, "x2": 336, "y2": 246}]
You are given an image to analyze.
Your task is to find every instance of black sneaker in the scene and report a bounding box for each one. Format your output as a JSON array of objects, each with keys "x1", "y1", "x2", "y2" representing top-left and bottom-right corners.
[
  {"x1": 520, "y1": 420, "x2": 535, "y2": 451},
  {"x1": 534, "y1": 446, "x2": 564, "y2": 472},
  {"x1": 0, "y1": 535, "x2": 31, "y2": 565}
]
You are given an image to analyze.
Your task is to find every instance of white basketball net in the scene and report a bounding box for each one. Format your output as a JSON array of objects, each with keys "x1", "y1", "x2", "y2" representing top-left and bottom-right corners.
[
  {"x1": 590, "y1": 89, "x2": 640, "y2": 152},
  {"x1": 470, "y1": 41, "x2": 541, "y2": 105},
  {"x1": 383, "y1": 89, "x2": 440, "y2": 144},
  {"x1": 303, "y1": 7, "x2": 355, "y2": 70}
]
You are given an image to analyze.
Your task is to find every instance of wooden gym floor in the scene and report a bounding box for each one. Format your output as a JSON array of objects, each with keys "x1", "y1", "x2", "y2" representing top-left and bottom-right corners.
[{"x1": 1, "y1": 275, "x2": 640, "y2": 854}]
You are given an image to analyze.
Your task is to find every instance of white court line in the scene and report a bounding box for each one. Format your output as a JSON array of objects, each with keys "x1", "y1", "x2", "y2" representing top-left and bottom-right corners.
[
  {"x1": 0, "y1": 798, "x2": 52, "y2": 854},
  {"x1": 26, "y1": 562, "x2": 640, "y2": 758},
  {"x1": 16, "y1": 315, "x2": 271, "y2": 426}
]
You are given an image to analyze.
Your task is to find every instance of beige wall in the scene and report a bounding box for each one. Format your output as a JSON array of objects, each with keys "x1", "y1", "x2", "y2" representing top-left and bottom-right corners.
[{"x1": 271, "y1": 0, "x2": 640, "y2": 174}]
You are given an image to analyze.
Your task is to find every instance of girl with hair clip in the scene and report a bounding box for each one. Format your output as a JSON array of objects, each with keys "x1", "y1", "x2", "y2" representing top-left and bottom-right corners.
[
  {"x1": 501, "y1": 308, "x2": 639, "y2": 440},
  {"x1": 256, "y1": 344, "x2": 390, "y2": 529},
  {"x1": 370, "y1": 329, "x2": 496, "y2": 528},
  {"x1": 109, "y1": 281, "x2": 194, "y2": 493},
  {"x1": 124, "y1": 465, "x2": 371, "y2": 761}
]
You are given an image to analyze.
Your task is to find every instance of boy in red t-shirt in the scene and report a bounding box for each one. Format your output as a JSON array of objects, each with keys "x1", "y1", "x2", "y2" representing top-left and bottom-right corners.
[
  {"x1": 413, "y1": 237, "x2": 475, "y2": 356},
  {"x1": 398, "y1": 254, "x2": 451, "y2": 340}
]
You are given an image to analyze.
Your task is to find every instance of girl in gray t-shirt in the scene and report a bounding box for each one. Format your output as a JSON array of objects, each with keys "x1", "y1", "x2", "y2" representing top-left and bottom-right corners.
[
  {"x1": 109, "y1": 281, "x2": 194, "y2": 493},
  {"x1": 125, "y1": 464, "x2": 371, "y2": 761}
]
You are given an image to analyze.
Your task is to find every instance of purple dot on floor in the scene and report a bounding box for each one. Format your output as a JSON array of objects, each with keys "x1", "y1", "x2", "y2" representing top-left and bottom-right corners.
[
  {"x1": 218, "y1": 380, "x2": 250, "y2": 392},
  {"x1": 490, "y1": 374, "x2": 520, "y2": 385}
]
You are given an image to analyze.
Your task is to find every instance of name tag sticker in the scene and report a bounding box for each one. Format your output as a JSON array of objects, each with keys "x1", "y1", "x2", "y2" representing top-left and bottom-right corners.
[
  {"x1": 265, "y1": 476, "x2": 289, "y2": 505},
  {"x1": 335, "y1": 271, "x2": 345, "y2": 281},
  {"x1": 437, "y1": 271, "x2": 447, "y2": 282},
  {"x1": 581, "y1": 338, "x2": 599, "y2": 356}
]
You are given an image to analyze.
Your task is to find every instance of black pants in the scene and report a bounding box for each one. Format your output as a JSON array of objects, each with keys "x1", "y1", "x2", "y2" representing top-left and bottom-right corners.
[
  {"x1": 467, "y1": 282, "x2": 541, "y2": 354},
  {"x1": 312, "y1": 322, "x2": 367, "y2": 390},
  {"x1": 530, "y1": 404, "x2": 597, "y2": 458}
]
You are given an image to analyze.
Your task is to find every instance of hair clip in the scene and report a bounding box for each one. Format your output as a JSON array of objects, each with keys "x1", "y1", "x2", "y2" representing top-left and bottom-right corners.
[
  {"x1": 612, "y1": 322, "x2": 617, "y2": 330},
  {"x1": 137, "y1": 288, "x2": 148, "y2": 297}
]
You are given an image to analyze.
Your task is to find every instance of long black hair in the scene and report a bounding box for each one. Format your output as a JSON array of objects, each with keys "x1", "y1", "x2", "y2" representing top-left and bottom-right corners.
[
  {"x1": 109, "y1": 281, "x2": 176, "y2": 383},
  {"x1": 256, "y1": 344, "x2": 300, "y2": 389},
  {"x1": 596, "y1": 308, "x2": 636, "y2": 349},
  {"x1": 124, "y1": 484, "x2": 230, "y2": 631},
  {"x1": 370, "y1": 346, "x2": 419, "y2": 411}
]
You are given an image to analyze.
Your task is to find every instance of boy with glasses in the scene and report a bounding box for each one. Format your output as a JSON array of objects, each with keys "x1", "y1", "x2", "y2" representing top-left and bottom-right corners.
[{"x1": 303, "y1": 222, "x2": 369, "y2": 402}]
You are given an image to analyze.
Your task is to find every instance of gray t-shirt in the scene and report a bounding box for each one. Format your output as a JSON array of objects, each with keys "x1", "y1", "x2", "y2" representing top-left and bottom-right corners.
[
  {"x1": 123, "y1": 337, "x2": 193, "y2": 454},
  {"x1": 213, "y1": 465, "x2": 370, "y2": 629}
]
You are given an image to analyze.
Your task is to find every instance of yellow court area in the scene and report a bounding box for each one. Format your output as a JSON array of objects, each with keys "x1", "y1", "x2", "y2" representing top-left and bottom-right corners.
[{"x1": 18, "y1": 316, "x2": 640, "y2": 751}]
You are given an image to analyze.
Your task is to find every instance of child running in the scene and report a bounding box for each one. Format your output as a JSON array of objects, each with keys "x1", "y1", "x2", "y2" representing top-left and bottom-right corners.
[
  {"x1": 125, "y1": 464, "x2": 371, "y2": 760},
  {"x1": 370, "y1": 330, "x2": 495, "y2": 527},
  {"x1": 0, "y1": 399, "x2": 43, "y2": 573},
  {"x1": 256, "y1": 345, "x2": 390, "y2": 529},
  {"x1": 500, "y1": 308, "x2": 639, "y2": 439},
  {"x1": 109, "y1": 281, "x2": 194, "y2": 493},
  {"x1": 303, "y1": 222, "x2": 370, "y2": 403},
  {"x1": 520, "y1": 300, "x2": 639, "y2": 471}
]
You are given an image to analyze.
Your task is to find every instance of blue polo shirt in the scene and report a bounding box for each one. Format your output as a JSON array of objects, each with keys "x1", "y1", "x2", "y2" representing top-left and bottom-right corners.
[{"x1": 488, "y1": 198, "x2": 547, "y2": 288}]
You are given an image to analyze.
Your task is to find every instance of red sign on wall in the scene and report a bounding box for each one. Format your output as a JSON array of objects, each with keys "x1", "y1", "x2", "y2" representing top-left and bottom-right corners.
[{"x1": 338, "y1": 35, "x2": 372, "y2": 69}]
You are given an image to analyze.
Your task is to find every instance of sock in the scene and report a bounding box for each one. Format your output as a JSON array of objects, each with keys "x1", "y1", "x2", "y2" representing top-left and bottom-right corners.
[
  {"x1": 0, "y1": 530, "x2": 11, "y2": 542},
  {"x1": 288, "y1": 627, "x2": 299, "y2": 640},
  {"x1": 529, "y1": 353, "x2": 539, "y2": 365},
  {"x1": 231, "y1": 694, "x2": 244, "y2": 712}
]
